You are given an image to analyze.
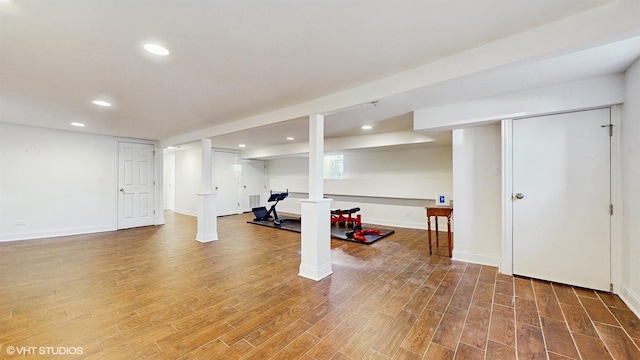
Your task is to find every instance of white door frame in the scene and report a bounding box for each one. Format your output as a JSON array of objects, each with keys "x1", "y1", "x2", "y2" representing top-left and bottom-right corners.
[
  {"x1": 500, "y1": 106, "x2": 622, "y2": 292},
  {"x1": 213, "y1": 149, "x2": 242, "y2": 216},
  {"x1": 115, "y1": 139, "x2": 163, "y2": 229}
]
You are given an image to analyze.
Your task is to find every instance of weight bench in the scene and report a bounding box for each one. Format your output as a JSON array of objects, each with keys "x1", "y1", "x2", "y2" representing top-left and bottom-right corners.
[{"x1": 330, "y1": 207, "x2": 361, "y2": 228}]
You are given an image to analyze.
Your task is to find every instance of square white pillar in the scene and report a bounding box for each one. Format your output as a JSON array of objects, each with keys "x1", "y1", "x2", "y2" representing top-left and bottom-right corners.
[
  {"x1": 196, "y1": 193, "x2": 218, "y2": 242},
  {"x1": 308, "y1": 114, "x2": 324, "y2": 200},
  {"x1": 299, "y1": 198, "x2": 333, "y2": 281},
  {"x1": 196, "y1": 138, "x2": 218, "y2": 242}
]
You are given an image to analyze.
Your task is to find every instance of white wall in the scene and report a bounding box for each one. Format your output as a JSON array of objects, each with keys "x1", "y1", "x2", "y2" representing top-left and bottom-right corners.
[
  {"x1": 266, "y1": 144, "x2": 453, "y2": 229},
  {"x1": 173, "y1": 147, "x2": 201, "y2": 216},
  {"x1": 0, "y1": 123, "x2": 116, "y2": 241},
  {"x1": 163, "y1": 151, "x2": 176, "y2": 210},
  {"x1": 451, "y1": 125, "x2": 502, "y2": 266},
  {"x1": 414, "y1": 74, "x2": 625, "y2": 131},
  {"x1": 621, "y1": 58, "x2": 640, "y2": 316}
]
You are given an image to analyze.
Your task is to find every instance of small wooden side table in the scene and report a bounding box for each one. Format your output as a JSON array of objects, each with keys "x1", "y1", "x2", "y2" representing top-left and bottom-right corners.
[{"x1": 426, "y1": 206, "x2": 453, "y2": 257}]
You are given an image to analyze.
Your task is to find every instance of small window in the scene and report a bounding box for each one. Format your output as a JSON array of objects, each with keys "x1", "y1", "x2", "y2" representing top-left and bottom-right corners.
[{"x1": 324, "y1": 154, "x2": 344, "y2": 179}]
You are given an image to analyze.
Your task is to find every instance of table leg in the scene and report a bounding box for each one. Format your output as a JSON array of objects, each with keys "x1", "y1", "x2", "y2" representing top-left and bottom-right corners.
[
  {"x1": 435, "y1": 216, "x2": 439, "y2": 246},
  {"x1": 427, "y1": 216, "x2": 432, "y2": 255},
  {"x1": 447, "y1": 215, "x2": 452, "y2": 258}
]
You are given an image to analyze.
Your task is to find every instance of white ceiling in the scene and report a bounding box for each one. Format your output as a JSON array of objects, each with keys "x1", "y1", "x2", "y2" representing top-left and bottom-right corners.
[{"x1": 1, "y1": 0, "x2": 639, "y2": 154}]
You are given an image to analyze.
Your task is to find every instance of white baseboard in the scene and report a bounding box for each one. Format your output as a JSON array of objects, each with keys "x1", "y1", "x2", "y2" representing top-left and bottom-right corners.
[
  {"x1": 0, "y1": 225, "x2": 114, "y2": 242},
  {"x1": 452, "y1": 249, "x2": 501, "y2": 267},
  {"x1": 174, "y1": 208, "x2": 197, "y2": 217},
  {"x1": 363, "y1": 216, "x2": 427, "y2": 230},
  {"x1": 619, "y1": 286, "x2": 640, "y2": 319}
]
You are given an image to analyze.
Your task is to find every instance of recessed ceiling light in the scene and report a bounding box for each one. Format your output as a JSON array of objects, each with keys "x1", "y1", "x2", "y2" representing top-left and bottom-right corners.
[
  {"x1": 286, "y1": 137, "x2": 294, "y2": 141},
  {"x1": 92, "y1": 100, "x2": 112, "y2": 107},
  {"x1": 70, "y1": 122, "x2": 85, "y2": 127},
  {"x1": 143, "y1": 43, "x2": 170, "y2": 56},
  {"x1": 238, "y1": 144, "x2": 246, "y2": 148},
  {"x1": 361, "y1": 125, "x2": 372, "y2": 130}
]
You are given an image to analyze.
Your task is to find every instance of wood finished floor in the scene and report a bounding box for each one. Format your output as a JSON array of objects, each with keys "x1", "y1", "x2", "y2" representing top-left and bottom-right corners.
[{"x1": 1, "y1": 211, "x2": 639, "y2": 360}]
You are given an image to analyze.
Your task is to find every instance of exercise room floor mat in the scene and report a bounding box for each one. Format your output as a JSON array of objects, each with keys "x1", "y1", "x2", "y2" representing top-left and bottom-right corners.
[
  {"x1": 248, "y1": 219, "x2": 394, "y2": 244},
  {"x1": 330, "y1": 227, "x2": 395, "y2": 244}
]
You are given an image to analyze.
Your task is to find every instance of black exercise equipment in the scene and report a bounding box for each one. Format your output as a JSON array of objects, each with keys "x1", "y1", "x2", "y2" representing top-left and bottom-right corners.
[{"x1": 251, "y1": 190, "x2": 290, "y2": 225}]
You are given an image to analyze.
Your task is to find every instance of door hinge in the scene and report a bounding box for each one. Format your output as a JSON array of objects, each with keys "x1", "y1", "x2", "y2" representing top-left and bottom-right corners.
[
  {"x1": 610, "y1": 204, "x2": 613, "y2": 215},
  {"x1": 610, "y1": 283, "x2": 613, "y2": 292},
  {"x1": 601, "y1": 124, "x2": 613, "y2": 136}
]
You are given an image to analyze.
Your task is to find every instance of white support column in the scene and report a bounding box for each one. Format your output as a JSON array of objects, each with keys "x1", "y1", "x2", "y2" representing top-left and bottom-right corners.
[
  {"x1": 308, "y1": 114, "x2": 324, "y2": 200},
  {"x1": 196, "y1": 138, "x2": 218, "y2": 242},
  {"x1": 299, "y1": 114, "x2": 333, "y2": 281}
]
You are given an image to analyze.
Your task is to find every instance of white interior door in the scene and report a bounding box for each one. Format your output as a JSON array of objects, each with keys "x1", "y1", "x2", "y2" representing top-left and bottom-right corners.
[
  {"x1": 214, "y1": 151, "x2": 242, "y2": 216},
  {"x1": 118, "y1": 142, "x2": 155, "y2": 229},
  {"x1": 512, "y1": 109, "x2": 611, "y2": 291}
]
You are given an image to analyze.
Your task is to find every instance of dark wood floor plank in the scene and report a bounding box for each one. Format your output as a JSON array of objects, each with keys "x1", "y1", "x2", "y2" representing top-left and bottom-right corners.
[
  {"x1": 470, "y1": 281, "x2": 494, "y2": 310},
  {"x1": 609, "y1": 306, "x2": 640, "y2": 339},
  {"x1": 579, "y1": 296, "x2": 620, "y2": 326},
  {"x1": 241, "y1": 319, "x2": 313, "y2": 359},
  {"x1": 306, "y1": 312, "x2": 369, "y2": 360},
  {"x1": 559, "y1": 303, "x2": 599, "y2": 338},
  {"x1": 454, "y1": 343, "x2": 485, "y2": 359},
  {"x1": 478, "y1": 266, "x2": 497, "y2": 284},
  {"x1": 540, "y1": 316, "x2": 579, "y2": 359},
  {"x1": 400, "y1": 309, "x2": 443, "y2": 355},
  {"x1": 486, "y1": 340, "x2": 516, "y2": 360},
  {"x1": 459, "y1": 305, "x2": 491, "y2": 350},
  {"x1": 371, "y1": 309, "x2": 418, "y2": 357},
  {"x1": 495, "y1": 279, "x2": 514, "y2": 296},
  {"x1": 514, "y1": 277, "x2": 535, "y2": 300},
  {"x1": 392, "y1": 347, "x2": 422, "y2": 360},
  {"x1": 516, "y1": 323, "x2": 547, "y2": 360},
  {"x1": 535, "y1": 292, "x2": 565, "y2": 321},
  {"x1": 381, "y1": 283, "x2": 420, "y2": 317},
  {"x1": 573, "y1": 332, "x2": 613, "y2": 360},
  {"x1": 552, "y1": 283, "x2": 581, "y2": 306},
  {"x1": 402, "y1": 285, "x2": 435, "y2": 315},
  {"x1": 598, "y1": 292, "x2": 630, "y2": 309},
  {"x1": 488, "y1": 304, "x2": 516, "y2": 346},
  {"x1": 532, "y1": 279, "x2": 554, "y2": 295},
  {"x1": 593, "y1": 322, "x2": 640, "y2": 360},
  {"x1": 340, "y1": 311, "x2": 394, "y2": 360},
  {"x1": 431, "y1": 306, "x2": 467, "y2": 351},
  {"x1": 516, "y1": 297, "x2": 541, "y2": 328},
  {"x1": 447, "y1": 279, "x2": 474, "y2": 311},
  {"x1": 423, "y1": 343, "x2": 455, "y2": 360},
  {"x1": 425, "y1": 284, "x2": 456, "y2": 313},
  {"x1": 269, "y1": 332, "x2": 320, "y2": 360}
]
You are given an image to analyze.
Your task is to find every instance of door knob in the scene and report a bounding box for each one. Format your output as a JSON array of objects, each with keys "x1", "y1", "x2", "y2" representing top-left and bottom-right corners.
[
  {"x1": 120, "y1": 188, "x2": 126, "y2": 194},
  {"x1": 515, "y1": 193, "x2": 525, "y2": 199}
]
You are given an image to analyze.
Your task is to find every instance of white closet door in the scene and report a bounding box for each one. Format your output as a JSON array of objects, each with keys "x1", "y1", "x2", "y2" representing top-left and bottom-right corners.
[
  {"x1": 512, "y1": 109, "x2": 611, "y2": 291},
  {"x1": 214, "y1": 151, "x2": 242, "y2": 216}
]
